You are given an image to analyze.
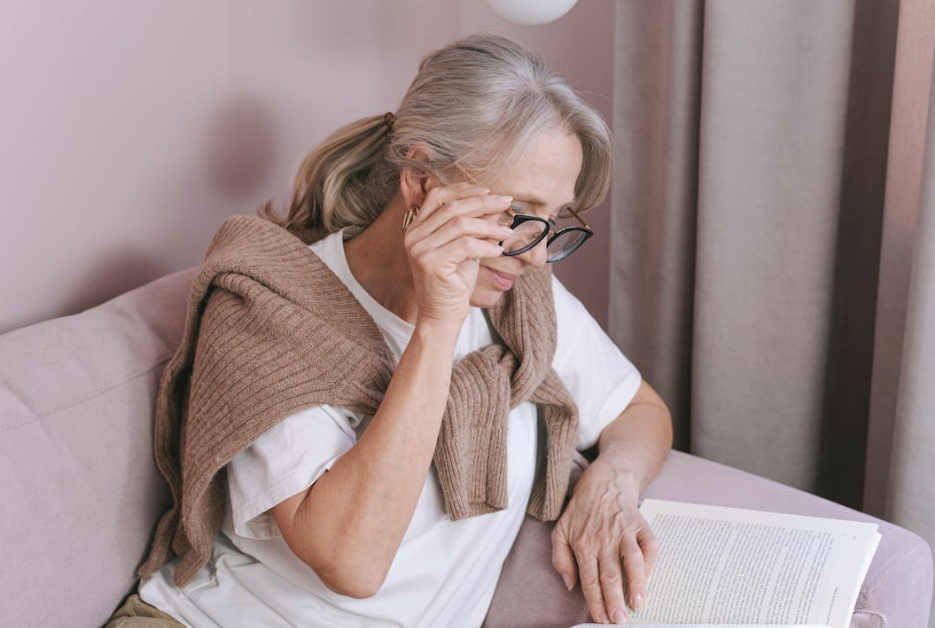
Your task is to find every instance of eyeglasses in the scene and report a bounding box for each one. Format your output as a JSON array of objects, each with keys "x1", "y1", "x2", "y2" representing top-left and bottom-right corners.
[{"x1": 497, "y1": 204, "x2": 593, "y2": 263}]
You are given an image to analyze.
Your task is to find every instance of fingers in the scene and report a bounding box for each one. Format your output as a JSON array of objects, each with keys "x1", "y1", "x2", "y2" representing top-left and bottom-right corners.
[
  {"x1": 409, "y1": 214, "x2": 511, "y2": 255},
  {"x1": 404, "y1": 184, "x2": 514, "y2": 266},
  {"x1": 553, "y1": 522, "x2": 621, "y2": 625},
  {"x1": 551, "y1": 524, "x2": 579, "y2": 592},
  {"x1": 597, "y1": 547, "x2": 630, "y2": 624},
  {"x1": 412, "y1": 236, "x2": 503, "y2": 271},
  {"x1": 406, "y1": 217, "x2": 507, "y2": 268},
  {"x1": 555, "y1": 524, "x2": 627, "y2": 624},
  {"x1": 422, "y1": 181, "x2": 489, "y2": 213},
  {"x1": 620, "y1": 531, "x2": 647, "y2": 613},
  {"x1": 407, "y1": 183, "x2": 512, "y2": 237},
  {"x1": 642, "y1": 532, "x2": 660, "y2": 576},
  {"x1": 620, "y1": 522, "x2": 660, "y2": 613},
  {"x1": 555, "y1": 514, "x2": 659, "y2": 624},
  {"x1": 577, "y1": 554, "x2": 610, "y2": 624}
]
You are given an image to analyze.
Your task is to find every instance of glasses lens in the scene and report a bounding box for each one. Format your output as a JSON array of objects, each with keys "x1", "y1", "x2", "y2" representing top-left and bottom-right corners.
[
  {"x1": 546, "y1": 229, "x2": 588, "y2": 262},
  {"x1": 502, "y1": 217, "x2": 548, "y2": 254}
]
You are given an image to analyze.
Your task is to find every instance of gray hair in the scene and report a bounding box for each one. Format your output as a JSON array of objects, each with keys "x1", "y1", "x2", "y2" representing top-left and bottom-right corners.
[{"x1": 262, "y1": 33, "x2": 613, "y2": 243}]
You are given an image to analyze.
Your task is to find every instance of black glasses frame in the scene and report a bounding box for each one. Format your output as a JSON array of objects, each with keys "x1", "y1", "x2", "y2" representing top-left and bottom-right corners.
[{"x1": 501, "y1": 206, "x2": 594, "y2": 263}]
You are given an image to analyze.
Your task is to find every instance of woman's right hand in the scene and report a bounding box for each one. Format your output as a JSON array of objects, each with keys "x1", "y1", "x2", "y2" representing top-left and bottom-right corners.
[
  {"x1": 274, "y1": 188, "x2": 514, "y2": 598},
  {"x1": 402, "y1": 182, "x2": 515, "y2": 329}
]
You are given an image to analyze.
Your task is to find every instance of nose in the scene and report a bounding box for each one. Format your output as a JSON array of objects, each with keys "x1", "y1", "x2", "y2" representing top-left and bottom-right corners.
[{"x1": 515, "y1": 237, "x2": 548, "y2": 268}]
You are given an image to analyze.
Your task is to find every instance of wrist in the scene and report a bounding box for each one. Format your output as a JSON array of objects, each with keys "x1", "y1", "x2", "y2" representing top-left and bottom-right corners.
[
  {"x1": 592, "y1": 454, "x2": 642, "y2": 496},
  {"x1": 413, "y1": 314, "x2": 464, "y2": 343}
]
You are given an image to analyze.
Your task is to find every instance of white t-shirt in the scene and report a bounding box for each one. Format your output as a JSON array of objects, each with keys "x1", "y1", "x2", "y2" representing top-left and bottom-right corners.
[{"x1": 140, "y1": 230, "x2": 641, "y2": 628}]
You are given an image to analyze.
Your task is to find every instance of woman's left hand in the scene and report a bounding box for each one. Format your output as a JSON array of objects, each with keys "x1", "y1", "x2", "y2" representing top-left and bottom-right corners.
[{"x1": 551, "y1": 457, "x2": 659, "y2": 624}]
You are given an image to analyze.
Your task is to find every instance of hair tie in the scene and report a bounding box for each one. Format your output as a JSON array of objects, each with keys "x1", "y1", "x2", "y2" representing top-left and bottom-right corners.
[{"x1": 382, "y1": 111, "x2": 396, "y2": 143}]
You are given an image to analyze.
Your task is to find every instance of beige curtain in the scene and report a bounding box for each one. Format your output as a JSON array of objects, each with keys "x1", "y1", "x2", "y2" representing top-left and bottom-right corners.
[{"x1": 610, "y1": 0, "x2": 934, "y2": 622}]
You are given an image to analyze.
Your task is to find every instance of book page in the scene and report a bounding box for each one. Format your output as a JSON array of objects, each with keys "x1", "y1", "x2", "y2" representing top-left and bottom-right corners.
[{"x1": 628, "y1": 499, "x2": 880, "y2": 628}]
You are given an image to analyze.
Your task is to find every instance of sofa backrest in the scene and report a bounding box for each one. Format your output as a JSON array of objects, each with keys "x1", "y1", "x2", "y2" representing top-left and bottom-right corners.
[{"x1": 0, "y1": 268, "x2": 195, "y2": 628}]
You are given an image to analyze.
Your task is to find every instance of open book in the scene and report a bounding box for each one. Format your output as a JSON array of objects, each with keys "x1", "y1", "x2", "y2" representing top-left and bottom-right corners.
[{"x1": 573, "y1": 498, "x2": 880, "y2": 628}]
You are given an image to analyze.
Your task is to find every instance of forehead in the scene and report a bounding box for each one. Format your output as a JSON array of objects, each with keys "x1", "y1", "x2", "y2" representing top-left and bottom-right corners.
[{"x1": 483, "y1": 127, "x2": 583, "y2": 212}]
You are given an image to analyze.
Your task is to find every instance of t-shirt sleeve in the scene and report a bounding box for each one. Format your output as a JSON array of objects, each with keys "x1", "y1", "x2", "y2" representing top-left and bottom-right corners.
[
  {"x1": 551, "y1": 275, "x2": 642, "y2": 451},
  {"x1": 225, "y1": 404, "x2": 357, "y2": 540}
]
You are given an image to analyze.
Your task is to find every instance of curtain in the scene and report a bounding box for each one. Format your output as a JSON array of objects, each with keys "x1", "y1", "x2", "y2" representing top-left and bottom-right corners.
[{"x1": 610, "y1": 0, "x2": 934, "y2": 622}]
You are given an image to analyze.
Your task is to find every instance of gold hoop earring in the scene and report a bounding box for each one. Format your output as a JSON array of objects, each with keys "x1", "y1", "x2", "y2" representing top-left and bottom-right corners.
[{"x1": 402, "y1": 205, "x2": 420, "y2": 232}]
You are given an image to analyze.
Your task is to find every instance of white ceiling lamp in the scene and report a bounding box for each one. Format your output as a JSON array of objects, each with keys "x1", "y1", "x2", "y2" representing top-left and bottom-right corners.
[{"x1": 484, "y1": 0, "x2": 580, "y2": 25}]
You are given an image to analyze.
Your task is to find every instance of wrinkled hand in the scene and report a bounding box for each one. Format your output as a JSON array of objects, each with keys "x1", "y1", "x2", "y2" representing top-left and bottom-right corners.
[
  {"x1": 403, "y1": 182, "x2": 513, "y2": 327},
  {"x1": 551, "y1": 458, "x2": 659, "y2": 624}
]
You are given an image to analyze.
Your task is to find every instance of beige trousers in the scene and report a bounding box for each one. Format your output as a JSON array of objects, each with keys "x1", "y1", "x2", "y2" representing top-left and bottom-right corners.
[{"x1": 104, "y1": 595, "x2": 186, "y2": 628}]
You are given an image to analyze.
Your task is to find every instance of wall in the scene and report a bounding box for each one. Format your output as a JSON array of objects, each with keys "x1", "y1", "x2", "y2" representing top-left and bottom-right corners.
[{"x1": 0, "y1": 0, "x2": 615, "y2": 334}]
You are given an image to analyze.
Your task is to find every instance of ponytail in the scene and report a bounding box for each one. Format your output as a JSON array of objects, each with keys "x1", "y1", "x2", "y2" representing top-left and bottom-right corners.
[{"x1": 261, "y1": 114, "x2": 399, "y2": 243}]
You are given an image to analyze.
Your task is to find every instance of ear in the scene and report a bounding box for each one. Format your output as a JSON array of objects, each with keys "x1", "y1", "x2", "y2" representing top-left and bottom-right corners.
[{"x1": 399, "y1": 142, "x2": 435, "y2": 209}]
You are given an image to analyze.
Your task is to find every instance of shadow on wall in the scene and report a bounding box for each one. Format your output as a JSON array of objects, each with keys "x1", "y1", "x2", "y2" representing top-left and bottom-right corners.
[
  {"x1": 59, "y1": 250, "x2": 171, "y2": 324},
  {"x1": 204, "y1": 93, "x2": 277, "y2": 199},
  {"x1": 52, "y1": 92, "x2": 280, "y2": 332}
]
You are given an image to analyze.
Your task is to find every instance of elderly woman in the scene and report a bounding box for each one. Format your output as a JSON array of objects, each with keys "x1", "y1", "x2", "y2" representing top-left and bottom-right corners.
[{"x1": 110, "y1": 33, "x2": 672, "y2": 628}]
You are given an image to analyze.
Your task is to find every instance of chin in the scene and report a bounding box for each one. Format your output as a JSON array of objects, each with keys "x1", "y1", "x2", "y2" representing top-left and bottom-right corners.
[{"x1": 469, "y1": 285, "x2": 508, "y2": 309}]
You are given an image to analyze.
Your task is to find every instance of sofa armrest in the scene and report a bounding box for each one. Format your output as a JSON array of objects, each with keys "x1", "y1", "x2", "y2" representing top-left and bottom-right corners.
[{"x1": 483, "y1": 450, "x2": 933, "y2": 628}]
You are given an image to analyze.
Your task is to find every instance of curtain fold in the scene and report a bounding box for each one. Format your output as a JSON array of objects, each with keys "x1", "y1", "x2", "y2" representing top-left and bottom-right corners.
[
  {"x1": 611, "y1": 0, "x2": 702, "y2": 451},
  {"x1": 864, "y1": 0, "x2": 935, "y2": 518},
  {"x1": 610, "y1": 1, "x2": 933, "y2": 623},
  {"x1": 885, "y1": 53, "x2": 935, "y2": 552}
]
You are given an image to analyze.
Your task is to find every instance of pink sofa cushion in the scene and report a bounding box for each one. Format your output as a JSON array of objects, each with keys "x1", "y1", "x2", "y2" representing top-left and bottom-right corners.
[{"x1": 0, "y1": 268, "x2": 194, "y2": 628}]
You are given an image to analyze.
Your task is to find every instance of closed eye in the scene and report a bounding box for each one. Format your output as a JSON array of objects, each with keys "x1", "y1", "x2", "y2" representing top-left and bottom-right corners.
[{"x1": 510, "y1": 201, "x2": 532, "y2": 215}]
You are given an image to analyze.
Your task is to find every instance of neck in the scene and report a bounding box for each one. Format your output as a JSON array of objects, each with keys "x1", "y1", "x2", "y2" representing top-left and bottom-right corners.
[{"x1": 343, "y1": 195, "x2": 419, "y2": 324}]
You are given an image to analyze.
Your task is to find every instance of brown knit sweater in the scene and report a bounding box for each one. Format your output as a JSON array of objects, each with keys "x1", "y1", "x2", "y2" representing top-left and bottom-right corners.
[{"x1": 138, "y1": 215, "x2": 579, "y2": 586}]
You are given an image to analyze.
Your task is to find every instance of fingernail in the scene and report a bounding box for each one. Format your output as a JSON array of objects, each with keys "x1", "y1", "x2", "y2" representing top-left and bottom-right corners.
[
  {"x1": 493, "y1": 195, "x2": 513, "y2": 203},
  {"x1": 561, "y1": 573, "x2": 573, "y2": 591},
  {"x1": 633, "y1": 592, "x2": 644, "y2": 611},
  {"x1": 597, "y1": 611, "x2": 609, "y2": 624},
  {"x1": 612, "y1": 609, "x2": 628, "y2": 623}
]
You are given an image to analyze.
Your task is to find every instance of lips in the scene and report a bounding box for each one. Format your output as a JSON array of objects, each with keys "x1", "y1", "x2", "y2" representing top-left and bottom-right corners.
[{"x1": 484, "y1": 266, "x2": 517, "y2": 290}]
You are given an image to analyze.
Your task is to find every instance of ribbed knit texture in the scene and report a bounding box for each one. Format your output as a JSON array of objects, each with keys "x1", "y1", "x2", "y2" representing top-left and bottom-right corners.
[{"x1": 137, "y1": 215, "x2": 578, "y2": 587}]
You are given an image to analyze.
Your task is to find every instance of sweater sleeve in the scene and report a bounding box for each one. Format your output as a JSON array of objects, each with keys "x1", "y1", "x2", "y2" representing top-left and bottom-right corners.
[
  {"x1": 551, "y1": 276, "x2": 642, "y2": 451},
  {"x1": 225, "y1": 405, "x2": 358, "y2": 540}
]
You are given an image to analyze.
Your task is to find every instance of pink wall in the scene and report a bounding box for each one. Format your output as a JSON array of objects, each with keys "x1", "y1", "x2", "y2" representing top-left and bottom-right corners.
[{"x1": 0, "y1": 0, "x2": 615, "y2": 334}]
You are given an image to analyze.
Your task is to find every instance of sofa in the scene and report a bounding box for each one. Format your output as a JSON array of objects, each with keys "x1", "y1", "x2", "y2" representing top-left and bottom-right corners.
[{"x1": 1, "y1": 266, "x2": 932, "y2": 628}]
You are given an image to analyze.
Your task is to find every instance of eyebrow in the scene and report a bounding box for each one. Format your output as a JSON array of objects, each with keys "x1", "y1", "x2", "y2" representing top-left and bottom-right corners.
[{"x1": 512, "y1": 195, "x2": 577, "y2": 210}]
